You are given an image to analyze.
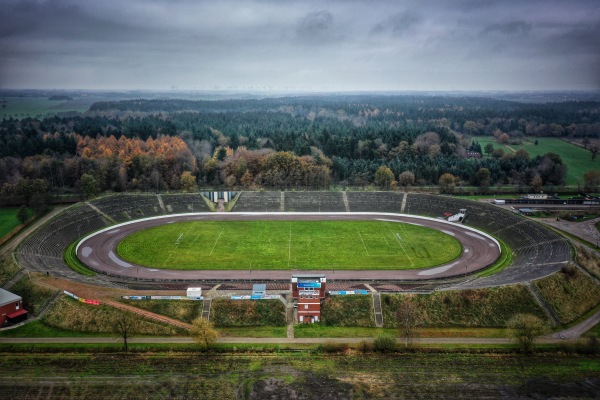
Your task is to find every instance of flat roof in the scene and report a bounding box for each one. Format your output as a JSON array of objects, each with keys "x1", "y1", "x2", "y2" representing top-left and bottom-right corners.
[
  {"x1": 0, "y1": 288, "x2": 21, "y2": 307},
  {"x1": 253, "y1": 284, "x2": 266, "y2": 291}
]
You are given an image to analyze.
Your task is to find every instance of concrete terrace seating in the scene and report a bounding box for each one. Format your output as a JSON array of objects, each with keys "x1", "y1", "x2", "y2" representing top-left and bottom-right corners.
[
  {"x1": 232, "y1": 191, "x2": 282, "y2": 212},
  {"x1": 346, "y1": 192, "x2": 404, "y2": 213},
  {"x1": 284, "y1": 192, "x2": 346, "y2": 212},
  {"x1": 91, "y1": 194, "x2": 162, "y2": 222},
  {"x1": 405, "y1": 193, "x2": 571, "y2": 287},
  {"x1": 161, "y1": 193, "x2": 211, "y2": 214},
  {"x1": 16, "y1": 203, "x2": 116, "y2": 284},
  {"x1": 327, "y1": 283, "x2": 370, "y2": 291}
]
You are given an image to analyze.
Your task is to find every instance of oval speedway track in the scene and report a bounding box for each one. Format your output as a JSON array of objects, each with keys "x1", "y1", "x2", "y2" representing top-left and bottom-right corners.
[{"x1": 76, "y1": 212, "x2": 500, "y2": 281}]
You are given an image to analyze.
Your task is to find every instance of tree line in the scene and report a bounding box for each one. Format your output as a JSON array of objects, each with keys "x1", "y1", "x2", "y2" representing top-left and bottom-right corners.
[{"x1": 1, "y1": 95, "x2": 599, "y2": 208}]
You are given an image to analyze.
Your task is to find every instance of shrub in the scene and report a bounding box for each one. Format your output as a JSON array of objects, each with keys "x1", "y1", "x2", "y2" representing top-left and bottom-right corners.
[
  {"x1": 318, "y1": 341, "x2": 350, "y2": 354},
  {"x1": 211, "y1": 299, "x2": 286, "y2": 327},
  {"x1": 321, "y1": 295, "x2": 374, "y2": 327},
  {"x1": 373, "y1": 334, "x2": 396, "y2": 353},
  {"x1": 381, "y1": 286, "x2": 547, "y2": 328}
]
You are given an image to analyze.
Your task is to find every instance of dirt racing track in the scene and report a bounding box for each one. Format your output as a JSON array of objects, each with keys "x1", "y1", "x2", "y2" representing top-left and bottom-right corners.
[
  {"x1": 15, "y1": 192, "x2": 573, "y2": 288},
  {"x1": 76, "y1": 212, "x2": 500, "y2": 281}
]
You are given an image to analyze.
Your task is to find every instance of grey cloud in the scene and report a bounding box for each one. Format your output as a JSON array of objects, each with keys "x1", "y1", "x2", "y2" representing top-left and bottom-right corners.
[
  {"x1": 481, "y1": 21, "x2": 532, "y2": 36},
  {"x1": 370, "y1": 12, "x2": 421, "y2": 36},
  {"x1": 296, "y1": 11, "x2": 334, "y2": 39}
]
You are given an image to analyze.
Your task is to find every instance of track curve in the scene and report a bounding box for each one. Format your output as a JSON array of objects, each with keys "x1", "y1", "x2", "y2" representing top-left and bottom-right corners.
[{"x1": 76, "y1": 212, "x2": 500, "y2": 281}]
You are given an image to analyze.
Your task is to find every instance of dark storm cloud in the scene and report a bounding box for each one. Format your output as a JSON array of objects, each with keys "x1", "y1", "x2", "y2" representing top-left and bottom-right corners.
[{"x1": 0, "y1": 0, "x2": 598, "y2": 90}]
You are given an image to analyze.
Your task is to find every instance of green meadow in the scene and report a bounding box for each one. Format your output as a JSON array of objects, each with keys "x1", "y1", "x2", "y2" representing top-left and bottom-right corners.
[{"x1": 472, "y1": 136, "x2": 598, "y2": 186}]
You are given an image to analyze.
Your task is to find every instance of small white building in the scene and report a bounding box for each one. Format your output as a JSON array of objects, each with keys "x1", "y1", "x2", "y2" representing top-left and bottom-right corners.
[
  {"x1": 186, "y1": 287, "x2": 202, "y2": 299},
  {"x1": 524, "y1": 194, "x2": 548, "y2": 200}
]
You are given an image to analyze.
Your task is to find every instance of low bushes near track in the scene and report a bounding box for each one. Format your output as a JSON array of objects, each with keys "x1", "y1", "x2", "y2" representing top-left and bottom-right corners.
[
  {"x1": 574, "y1": 244, "x2": 600, "y2": 279},
  {"x1": 381, "y1": 286, "x2": 548, "y2": 328},
  {"x1": 41, "y1": 297, "x2": 186, "y2": 336},
  {"x1": 320, "y1": 295, "x2": 375, "y2": 327},
  {"x1": 0, "y1": 255, "x2": 21, "y2": 286},
  {"x1": 9, "y1": 275, "x2": 58, "y2": 316},
  {"x1": 119, "y1": 299, "x2": 202, "y2": 324},
  {"x1": 534, "y1": 265, "x2": 600, "y2": 324},
  {"x1": 211, "y1": 299, "x2": 286, "y2": 327}
]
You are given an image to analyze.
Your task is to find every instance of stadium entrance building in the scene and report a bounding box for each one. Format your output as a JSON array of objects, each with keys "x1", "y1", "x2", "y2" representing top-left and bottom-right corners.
[{"x1": 291, "y1": 274, "x2": 326, "y2": 323}]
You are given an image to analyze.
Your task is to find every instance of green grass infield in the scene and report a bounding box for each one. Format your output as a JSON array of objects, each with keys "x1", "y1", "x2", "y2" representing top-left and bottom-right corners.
[{"x1": 117, "y1": 220, "x2": 463, "y2": 270}]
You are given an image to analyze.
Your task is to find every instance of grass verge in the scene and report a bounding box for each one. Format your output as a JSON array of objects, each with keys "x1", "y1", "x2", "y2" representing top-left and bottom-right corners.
[
  {"x1": 64, "y1": 240, "x2": 96, "y2": 276},
  {"x1": 477, "y1": 237, "x2": 512, "y2": 277},
  {"x1": 218, "y1": 326, "x2": 288, "y2": 338}
]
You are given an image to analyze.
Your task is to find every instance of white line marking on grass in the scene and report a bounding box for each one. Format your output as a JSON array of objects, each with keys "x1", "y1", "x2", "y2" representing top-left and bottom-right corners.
[
  {"x1": 385, "y1": 223, "x2": 414, "y2": 267},
  {"x1": 382, "y1": 234, "x2": 390, "y2": 247},
  {"x1": 163, "y1": 251, "x2": 174, "y2": 266},
  {"x1": 356, "y1": 228, "x2": 370, "y2": 256},
  {"x1": 209, "y1": 228, "x2": 225, "y2": 256}
]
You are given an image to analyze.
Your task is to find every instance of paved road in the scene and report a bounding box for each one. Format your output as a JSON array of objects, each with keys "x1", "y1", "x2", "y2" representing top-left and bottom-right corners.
[{"x1": 77, "y1": 212, "x2": 500, "y2": 281}]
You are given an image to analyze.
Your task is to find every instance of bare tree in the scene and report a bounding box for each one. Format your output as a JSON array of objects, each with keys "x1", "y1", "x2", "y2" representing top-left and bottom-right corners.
[
  {"x1": 396, "y1": 299, "x2": 419, "y2": 347},
  {"x1": 114, "y1": 312, "x2": 139, "y2": 352},
  {"x1": 190, "y1": 317, "x2": 219, "y2": 350},
  {"x1": 507, "y1": 314, "x2": 549, "y2": 354}
]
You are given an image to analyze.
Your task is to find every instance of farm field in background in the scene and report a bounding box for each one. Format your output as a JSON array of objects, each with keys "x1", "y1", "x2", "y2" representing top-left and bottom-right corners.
[
  {"x1": 0, "y1": 208, "x2": 26, "y2": 238},
  {"x1": 472, "y1": 136, "x2": 598, "y2": 186},
  {"x1": 0, "y1": 96, "x2": 95, "y2": 119},
  {"x1": 117, "y1": 220, "x2": 462, "y2": 270}
]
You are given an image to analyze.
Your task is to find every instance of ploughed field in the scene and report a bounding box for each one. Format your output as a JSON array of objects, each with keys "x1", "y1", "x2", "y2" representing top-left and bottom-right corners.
[{"x1": 116, "y1": 220, "x2": 462, "y2": 270}]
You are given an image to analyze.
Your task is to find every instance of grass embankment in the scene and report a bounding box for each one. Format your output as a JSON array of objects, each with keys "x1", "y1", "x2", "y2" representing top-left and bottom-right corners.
[
  {"x1": 575, "y1": 244, "x2": 600, "y2": 280},
  {"x1": 0, "y1": 351, "x2": 598, "y2": 398},
  {"x1": 477, "y1": 237, "x2": 512, "y2": 277},
  {"x1": 119, "y1": 299, "x2": 202, "y2": 324},
  {"x1": 381, "y1": 286, "x2": 547, "y2": 328},
  {"x1": 472, "y1": 136, "x2": 599, "y2": 186},
  {"x1": 321, "y1": 295, "x2": 374, "y2": 327},
  {"x1": 9, "y1": 275, "x2": 58, "y2": 316},
  {"x1": 41, "y1": 297, "x2": 187, "y2": 336},
  {"x1": 0, "y1": 255, "x2": 21, "y2": 286},
  {"x1": 117, "y1": 220, "x2": 462, "y2": 270},
  {"x1": 534, "y1": 265, "x2": 600, "y2": 325},
  {"x1": 64, "y1": 240, "x2": 95, "y2": 276},
  {"x1": 211, "y1": 299, "x2": 287, "y2": 327}
]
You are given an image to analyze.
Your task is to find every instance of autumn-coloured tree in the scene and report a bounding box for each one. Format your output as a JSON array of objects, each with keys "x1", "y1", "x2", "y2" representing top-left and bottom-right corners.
[
  {"x1": 180, "y1": 171, "x2": 197, "y2": 192},
  {"x1": 583, "y1": 170, "x2": 600, "y2": 192},
  {"x1": 439, "y1": 173, "x2": 456, "y2": 194},
  {"x1": 374, "y1": 166, "x2": 394, "y2": 189}
]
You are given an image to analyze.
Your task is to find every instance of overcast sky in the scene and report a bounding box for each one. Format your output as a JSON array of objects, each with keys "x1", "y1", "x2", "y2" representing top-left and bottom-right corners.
[{"x1": 1, "y1": 0, "x2": 599, "y2": 91}]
